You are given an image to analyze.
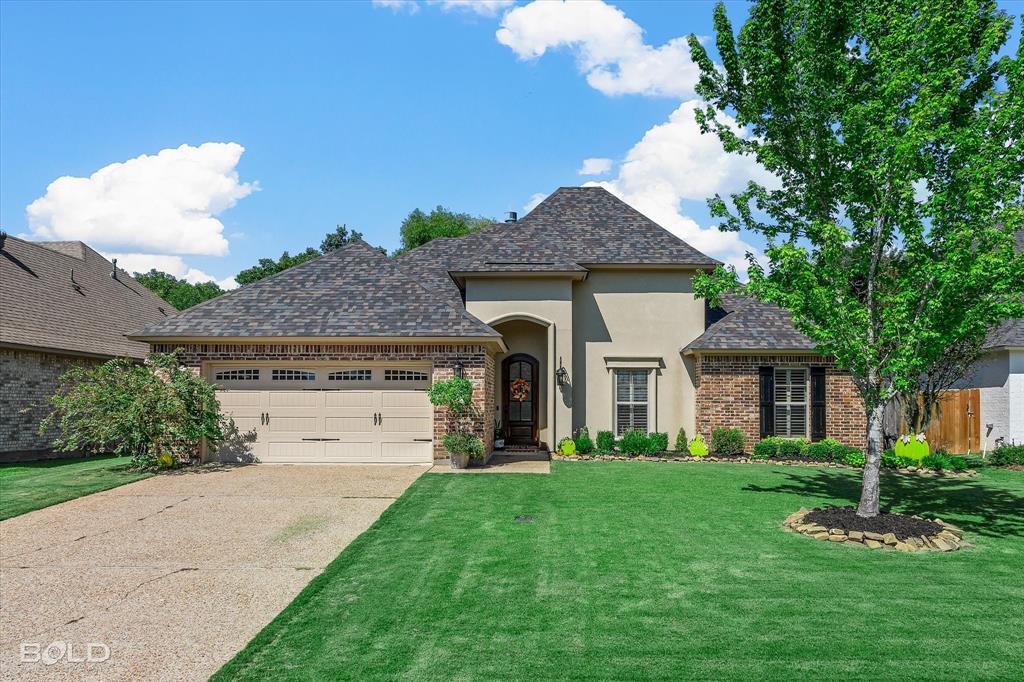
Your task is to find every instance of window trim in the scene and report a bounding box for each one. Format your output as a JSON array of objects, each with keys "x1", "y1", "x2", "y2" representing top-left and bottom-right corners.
[
  {"x1": 613, "y1": 368, "x2": 652, "y2": 436},
  {"x1": 384, "y1": 368, "x2": 430, "y2": 383},
  {"x1": 213, "y1": 368, "x2": 261, "y2": 382},
  {"x1": 327, "y1": 369, "x2": 373, "y2": 382},
  {"x1": 270, "y1": 368, "x2": 317, "y2": 382},
  {"x1": 773, "y1": 366, "x2": 809, "y2": 438}
]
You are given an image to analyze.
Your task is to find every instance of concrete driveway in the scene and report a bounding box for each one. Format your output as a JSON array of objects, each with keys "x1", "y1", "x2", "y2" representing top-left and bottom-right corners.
[{"x1": 0, "y1": 464, "x2": 426, "y2": 681}]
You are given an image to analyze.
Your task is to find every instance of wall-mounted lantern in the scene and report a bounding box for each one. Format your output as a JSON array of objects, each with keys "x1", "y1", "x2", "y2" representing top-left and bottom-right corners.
[
  {"x1": 454, "y1": 361, "x2": 464, "y2": 379},
  {"x1": 555, "y1": 361, "x2": 569, "y2": 386}
]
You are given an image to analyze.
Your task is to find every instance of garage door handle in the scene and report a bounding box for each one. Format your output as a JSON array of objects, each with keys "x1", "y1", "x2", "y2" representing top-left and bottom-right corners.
[
  {"x1": 260, "y1": 412, "x2": 266, "y2": 426},
  {"x1": 414, "y1": 438, "x2": 432, "y2": 442}
]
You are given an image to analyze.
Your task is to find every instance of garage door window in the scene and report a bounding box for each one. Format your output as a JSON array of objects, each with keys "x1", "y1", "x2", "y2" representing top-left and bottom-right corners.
[
  {"x1": 214, "y1": 368, "x2": 260, "y2": 381},
  {"x1": 328, "y1": 369, "x2": 372, "y2": 382},
  {"x1": 271, "y1": 368, "x2": 316, "y2": 382},
  {"x1": 385, "y1": 369, "x2": 429, "y2": 382}
]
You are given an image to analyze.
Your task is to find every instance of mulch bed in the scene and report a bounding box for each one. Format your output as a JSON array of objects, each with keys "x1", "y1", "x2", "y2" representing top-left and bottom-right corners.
[{"x1": 803, "y1": 506, "x2": 941, "y2": 541}]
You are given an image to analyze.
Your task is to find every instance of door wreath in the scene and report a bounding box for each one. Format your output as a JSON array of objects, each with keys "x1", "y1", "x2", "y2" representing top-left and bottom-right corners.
[{"x1": 510, "y1": 378, "x2": 530, "y2": 402}]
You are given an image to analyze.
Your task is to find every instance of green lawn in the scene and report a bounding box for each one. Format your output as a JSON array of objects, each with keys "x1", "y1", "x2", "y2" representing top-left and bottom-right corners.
[
  {"x1": 0, "y1": 455, "x2": 152, "y2": 521},
  {"x1": 215, "y1": 462, "x2": 1024, "y2": 681}
]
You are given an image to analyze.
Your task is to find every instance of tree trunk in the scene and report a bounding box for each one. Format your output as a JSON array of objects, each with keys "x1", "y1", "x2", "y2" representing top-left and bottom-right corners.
[{"x1": 857, "y1": 403, "x2": 885, "y2": 517}]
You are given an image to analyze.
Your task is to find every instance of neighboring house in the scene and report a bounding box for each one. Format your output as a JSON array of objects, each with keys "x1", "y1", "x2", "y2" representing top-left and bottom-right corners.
[
  {"x1": 959, "y1": 230, "x2": 1024, "y2": 450},
  {"x1": 130, "y1": 187, "x2": 866, "y2": 464},
  {"x1": 0, "y1": 234, "x2": 173, "y2": 460}
]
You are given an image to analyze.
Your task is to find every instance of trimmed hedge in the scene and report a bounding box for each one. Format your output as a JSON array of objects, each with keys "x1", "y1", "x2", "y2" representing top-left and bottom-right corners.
[
  {"x1": 989, "y1": 444, "x2": 1024, "y2": 467},
  {"x1": 711, "y1": 428, "x2": 746, "y2": 455},
  {"x1": 596, "y1": 431, "x2": 615, "y2": 454},
  {"x1": 574, "y1": 427, "x2": 595, "y2": 455},
  {"x1": 619, "y1": 430, "x2": 652, "y2": 456},
  {"x1": 650, "y1": 432, "x2": 670, "y2": 454}
]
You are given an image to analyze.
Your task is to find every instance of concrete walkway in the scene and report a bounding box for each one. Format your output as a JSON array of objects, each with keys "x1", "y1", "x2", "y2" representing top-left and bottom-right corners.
[
  {"x1": 0, "y1": 464, "x2": 426, "y2": 681},
  {"x1": 430, "y1": 454, "x2": 550, "y2": 474}
]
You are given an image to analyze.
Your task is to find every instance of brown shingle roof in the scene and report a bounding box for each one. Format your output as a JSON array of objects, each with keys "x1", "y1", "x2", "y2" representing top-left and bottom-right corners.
[
  {"x1": 0, "y1": 235, "x2": 173, "y2": 359},
  {"x1": 131, "y1": 241, "x2": 499, "y2": 339},
  {"x1": 683, "y1": 294, "x2": 818, "y2": 352}
]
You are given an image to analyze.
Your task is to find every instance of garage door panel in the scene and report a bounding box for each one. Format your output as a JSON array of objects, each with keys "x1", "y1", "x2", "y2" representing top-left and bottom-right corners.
[
  {"x1": 325, "y1": 391, "x2": 375, "y2": 408},
  {"x1": 268, "y1": 391, "x2": 321, "y2": 407},
  {"x1": 381, "y1": 441, "x2": 432, "y2": 462},
  {"x1": 323, "y1": 441, "x2": 377, "y2": 461},
  {"x1": 228, "y1": 417, "x2": 262, "y2": 433},
  {"x1": 381, "y1": 391, "x2": 430, "y2": 408},
  {"x1": 268, "y1": 416, "x2": 318, "y2": 433},
  {"x1": 324, "y1": 416, "x2": 374, "y2": 433},
  {"x1": 218, "y1": 391, "x2": 263, "y2": 408},
  {"x1": 267, "y1": 441, "x2": 324, "y2": 460},
  {"x1": 381, "y1": 416, "x2": 432, "y2": 434}
]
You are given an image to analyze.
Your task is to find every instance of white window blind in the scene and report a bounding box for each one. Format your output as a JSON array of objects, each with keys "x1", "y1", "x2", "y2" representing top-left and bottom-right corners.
[
  {"x1": 614, "y1": 369, "x2": 649, "y2": 435},
  {"x1": 774, "y1": 368, "x2": 808, "y2": 437}
]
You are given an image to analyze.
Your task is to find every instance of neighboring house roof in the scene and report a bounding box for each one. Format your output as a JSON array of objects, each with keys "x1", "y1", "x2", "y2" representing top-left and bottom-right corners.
[
  {"x1": 130, "y1": 241, "x2": 500, "y2": 340},
  {"x1": 397, "y1": 186, "x2": 720, "y2": 300},
  {"x1": 0, "y1": 235, "x2": 173, "y2": 359},
  {"x1": 684, "y1": 294, "x2": 818, "y2": 353}
]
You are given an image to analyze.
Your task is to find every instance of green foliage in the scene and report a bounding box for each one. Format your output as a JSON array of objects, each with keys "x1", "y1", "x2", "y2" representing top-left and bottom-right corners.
[
  {"x1": 843, "y1": 451, "x2": 866, "y2": 468},
  {"x1": 650, "y1": 432, "x2": 670, "y2": 455},
  {"x1": 806, "y1": 438, "x2": 844, "y2": 462},
  {"x1": 710, "y1": 428, "x2": 746, "y2": 455},
  {"x1": 559, "y1": 438, "x2": 577, "y2": 456},
  {"x1": 319, "y1": 224, "x2": 366, "y2": 253},
  {"x1": 134, "y1": 269, "x2": 223, "y2": 310},
  {"x1": 689, "y1": 0, "x2": 1024, "y2": 514},
  {"x1": 398, "y1": 206, "x2": 491, "y2": 253},
  {"x1": 674, "y1": 427, "x2": 688, "y2": 451},
  {"x1": 40, "y1": 352, "x2": 222, "y2": 467},
  {"x1": 778, "y1": 438, "x2": 808, "y2": 459},
  {"x1": 427, "y1": 377, "x2": 474, "y2": 415},
  {"x1": 441, "y1": 433, "x2": 484, "y2": 460},
  {"x1": 688, "y1": 434, "x2": 709, "y2": 457},
  {"x1": 990, "y1": 445, "x2": 1024, "y2": 466},
  {"x1": 948, "y1": 456, "x2": 968, "y2": 472},
  {"x1": 574, "y1": 427, "x2": 594, "y2": 455},
  {"x1": 922, "y1": 452, "x2": 951, "y2": 471},
  {"x1": 236, "y1": 248, "x2": 321, "y2": 285},
  {"x1": 752, "y1": 437, "x2": 782, "y2": 460},
  {"x1": 619, "y1": 430, "x2": 653, "y2": 457},
  {"x1": 596, "y1": 430, "x2": 616, "y2": 454},
  {"x1": 895, "y1": 435, "x2": 930, "y2": 463}
]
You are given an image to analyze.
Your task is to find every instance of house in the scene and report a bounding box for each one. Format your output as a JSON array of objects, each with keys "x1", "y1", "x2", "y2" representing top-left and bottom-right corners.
[
  {"x1": 0, "y1": 234, "x2": 173, "y2": 460},
  {"x1": 129, "y1": 187, "x2": 866, "y2": 464}
]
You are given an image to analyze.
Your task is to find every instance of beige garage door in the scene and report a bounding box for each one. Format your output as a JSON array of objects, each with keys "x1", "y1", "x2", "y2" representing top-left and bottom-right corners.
[{"x1": 212, "y1": 365, "x2": 433, "y2": 463}]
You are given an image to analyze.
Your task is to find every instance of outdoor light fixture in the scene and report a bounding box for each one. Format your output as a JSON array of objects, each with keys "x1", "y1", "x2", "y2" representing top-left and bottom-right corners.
[
  {"x1": 555, "y1": 363, "x2": 569, "y2": 386},
  {"x1": 454, "y1": 361, "x2": 464, "y2": 379}
]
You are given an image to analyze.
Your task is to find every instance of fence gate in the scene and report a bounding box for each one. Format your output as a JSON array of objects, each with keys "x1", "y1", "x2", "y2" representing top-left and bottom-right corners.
[{"x1": 922, "y1": 389, "x2": 981, "y2": 454}]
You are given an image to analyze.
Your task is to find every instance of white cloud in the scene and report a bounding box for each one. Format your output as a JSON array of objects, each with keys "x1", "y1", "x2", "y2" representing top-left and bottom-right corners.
[
  {"x1": 25, "y1": 142, "x2": 256, "y2": 257},
  {"x1": 429, "y1": 0, "x2": 514, "y2": 16},
  {"x1": 372, "y1": 0, "x2": 420, "y2": 13},
  {"x1": 578, "y1": 157, "x2": 613, "y2": 176},
  {"x1": 586, "y1": 101, "x2": 776, "y2": 273},
  {"x1": 496, "y1": 0, "x2": 700, "y2": 97},
  {"x1": 107, "y1": 252, "x2": 238, "y2": 290},
  {"x1": 523, "y1": 192, "x2": 547, "y2": 214}
]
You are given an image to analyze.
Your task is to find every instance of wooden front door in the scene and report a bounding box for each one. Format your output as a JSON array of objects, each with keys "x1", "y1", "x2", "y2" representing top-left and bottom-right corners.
[{"x1": 503, "y1": 354, "x2": 539, "y2": 445}]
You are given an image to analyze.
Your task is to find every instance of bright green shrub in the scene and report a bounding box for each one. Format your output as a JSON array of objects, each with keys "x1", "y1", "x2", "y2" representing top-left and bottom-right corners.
[
  {"x1": 559, "y1": 437, "x2": 577, "y2": 456},
  {"x1": 894, "y1": 434, "x2": 930, "y2": 463},
  {"x1": 650, "y1": 432, "x2": 669, "y2": 454},
  {"x1": 842, "y1": 450, "x2": 866, "y2": 467},
  {"x1": 619, "y1": 430, "x2": 652, "y2": 456},
  {"x1": 752, "y1": 436, "x2": 783, "y2": 460},
  {"x1": 675, "y1": 427, "x2": 688, "y2": 451},
  {"x1": 990, "y1": 444, "x2": 1024, "y2": 466},
  {"x1": 710, "y1": 428, "x2": 746, "y2": 455},
  {"x1": 778, "y1": 438, "x2": 807, "y2": 459},
  {"x1": 596, "y1": 430, "x2": 615, "y2": 453},
  {"x1": 688, "y1": 434, "x2": 709, "y2": 457},
  {"x1": 574, "y1": 427, "x2": 594, "y2": 455},
  {"x1": 881, "y1": 450, "x2": 900, "y2": 469}
]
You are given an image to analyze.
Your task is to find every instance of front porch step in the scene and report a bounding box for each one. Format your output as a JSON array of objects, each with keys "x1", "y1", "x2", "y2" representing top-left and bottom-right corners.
[{"x1": 494, "y1": 448, "x2": 550, "y2": 461}]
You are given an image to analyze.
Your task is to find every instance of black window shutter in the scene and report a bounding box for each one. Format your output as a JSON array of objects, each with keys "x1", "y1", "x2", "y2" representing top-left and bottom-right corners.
[
  {"x1": 810, "y1": 367, "x2": 827, "y2": 441},
  {"x1": 759, "y1": 367, "x2": 775, "y2": 438}
]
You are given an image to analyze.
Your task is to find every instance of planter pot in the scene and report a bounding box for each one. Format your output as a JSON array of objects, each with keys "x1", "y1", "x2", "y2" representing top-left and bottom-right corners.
[
  {"x1": 494, "y1": 438, "x2": 505, "y2": 450},
  {"x1": 450, "y1": 452, "x2": 470, "y2": 469}
]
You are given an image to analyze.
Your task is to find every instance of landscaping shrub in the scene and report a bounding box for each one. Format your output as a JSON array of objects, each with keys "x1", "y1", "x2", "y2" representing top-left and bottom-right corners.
[
  {"x1": 688, "y1": 434, "x2": 709, "y2": 457},
  {"x1": 842, "y1": 450, "x2": 866, "y2": 467},
  {"x1": 574, "y1": 427, "x2": 595, "y2": 455},
  {"x1": 558, "y1": 437, "x2": 577, "y2": 456},
  {"x1": 989, "y1": 444, "x2": 1024, "y2": 466},
  {"x1": 675, "y1": 427, "x2": 688, "y2": 452},
  {"x1": 752, "y1": 436, "x2": 784, "y2": 460},
  {"x1": 881, "y1": 449, "x2": 900, "y2": 469},
  {"x1": 619, "y1": 430, "x2": 653, "y2": 456},
  {"x1": 806, "y1": 438, "x2": 842, "y2": 462},
  {"x1": 778, "y1": 438, "x2": 808, "y2": 459},
  {"x1": 650, "y1": 432, "x2": 669, "y2": 455},
  {"x1": 40, "y1": 352, "x2": 222, "y2": 467},
  {"x1": 949, "y1": 455, "x2": 968, "y2": 472},
  {"x1": 922, "y1": 452, "x2": 950, "y2": 471},
  {"x1": 710, "y1": 428, "x2": 746, "y2": 455},
  {"x1": 442, "y1": 433, "x2": 484, "y2": 460},
  {"x1": 596, "y1": 430, "x2": 615, "y2": 454}
]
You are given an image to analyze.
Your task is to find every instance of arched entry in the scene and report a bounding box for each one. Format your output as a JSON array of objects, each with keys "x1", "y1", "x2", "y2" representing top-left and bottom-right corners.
[{"x1": 502, "y1": 353, "x2": 540, "y2": 445}]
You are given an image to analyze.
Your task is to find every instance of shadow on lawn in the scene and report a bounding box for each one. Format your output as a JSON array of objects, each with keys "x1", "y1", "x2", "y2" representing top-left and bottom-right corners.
[{"x1": 744, "y1": 469, "x2": 1024, "y2": 539}]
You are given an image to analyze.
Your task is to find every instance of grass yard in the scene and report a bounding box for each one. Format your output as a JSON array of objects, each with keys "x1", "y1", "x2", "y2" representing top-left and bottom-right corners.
[
  {"x1": 215, "y1": 462, "x2": 1024, "y2": 681},
  {"x1": 0, "y1": 455, "x2": 152, "y2": 520}
]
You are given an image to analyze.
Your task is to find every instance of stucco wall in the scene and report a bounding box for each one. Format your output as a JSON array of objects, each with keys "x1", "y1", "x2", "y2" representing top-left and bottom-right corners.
[
  {"x1": 0, "y1": 347, "x2": 102, "y2": 459},
  {"x1": 965, "y1": 349, "x2": 1024, "y2": 449},
  {"x1": 465, "y1": 278, "x2": 573, "y2": 446},
  {"x1": 572, "y1": 269, "x2": 703, "y2": 440},
  {"x1": 491, "y1": 319, "x2": 549, "y2": 443}
]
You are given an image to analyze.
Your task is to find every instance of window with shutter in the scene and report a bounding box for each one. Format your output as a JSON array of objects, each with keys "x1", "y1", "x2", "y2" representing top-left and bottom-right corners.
[
  {"x1": 773, "y1": 368, "x2": 808, "y2": 437},
  {"x1": 810, "y1": 367, "x2": 827, "y2": 441},
  {"x1": 614, "y1": 369, "x2": 649, "y2": 435}
]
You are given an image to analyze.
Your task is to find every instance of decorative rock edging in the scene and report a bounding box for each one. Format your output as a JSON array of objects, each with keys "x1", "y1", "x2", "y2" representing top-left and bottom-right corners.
[
  {"x1": 782, "y1": 508, "x2": 970, "y2": 552},
  {"x1": 550, "y1": 454, "x2": 978, "y2": 477}
]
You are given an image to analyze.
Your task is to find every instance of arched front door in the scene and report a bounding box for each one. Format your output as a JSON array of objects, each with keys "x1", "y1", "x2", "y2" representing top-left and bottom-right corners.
[{"x1": 502, "y1": 353, "x2": 539, "y2": 445}]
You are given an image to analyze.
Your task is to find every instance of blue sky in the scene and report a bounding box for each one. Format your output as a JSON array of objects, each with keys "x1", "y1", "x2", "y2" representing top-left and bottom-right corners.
[{"x1": 1, "y1": 1, "x2": 1020, "y2": 287}]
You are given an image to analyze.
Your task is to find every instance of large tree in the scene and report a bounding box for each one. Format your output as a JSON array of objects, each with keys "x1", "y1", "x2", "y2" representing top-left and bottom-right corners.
[
  {"x1": 397, "y1": 206, "x2": 491, "y2": 254},
  {"x1": 236, "y1": 224, "x2": 379, "y2": 285},
  {"x1": 689, "y1": 0, "x2": 1023, "y2": 516},
  {"x1": 134, "y1": 270, "x2": 223, "y2": 310}
]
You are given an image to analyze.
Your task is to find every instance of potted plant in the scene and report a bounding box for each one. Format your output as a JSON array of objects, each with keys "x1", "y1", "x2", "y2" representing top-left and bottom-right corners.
[
  {"x1": 428, "y1": 376, "x2": 483, "y2": 469},
  {"x1": 493, "y1": 411, "x2": 505, "y2": 450}
]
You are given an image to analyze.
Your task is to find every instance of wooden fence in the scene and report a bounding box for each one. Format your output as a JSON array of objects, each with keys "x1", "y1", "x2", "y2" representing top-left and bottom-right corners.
[{"x1": 903, "y1": 389, "x2": 981, "y2": 454}]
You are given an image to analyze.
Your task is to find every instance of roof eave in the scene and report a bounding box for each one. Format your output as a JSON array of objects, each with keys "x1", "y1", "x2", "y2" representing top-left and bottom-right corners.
[{"x1": 128, "y1": 333, "x2": 507, "y2": 350}]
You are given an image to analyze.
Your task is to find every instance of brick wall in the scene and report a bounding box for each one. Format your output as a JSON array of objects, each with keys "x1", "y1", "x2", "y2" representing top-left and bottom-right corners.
[
  {"x1": 0, "y1": 347, "x2": 103, "y2": 458},
  {"x1": 154, "y1": 343, "x2": 497, "y2": 459},
  {"x1": 694, "y1": 353, "x2": 866, "y2": 449}
]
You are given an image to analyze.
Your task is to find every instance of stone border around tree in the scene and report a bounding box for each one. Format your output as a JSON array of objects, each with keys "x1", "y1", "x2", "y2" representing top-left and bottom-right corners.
[
  {"x1": 550, "y1": 454, "x2": 978, "y2": 477},
  {"x1": 782, "y1": 508, "x2": 969, "y2": 552}
]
